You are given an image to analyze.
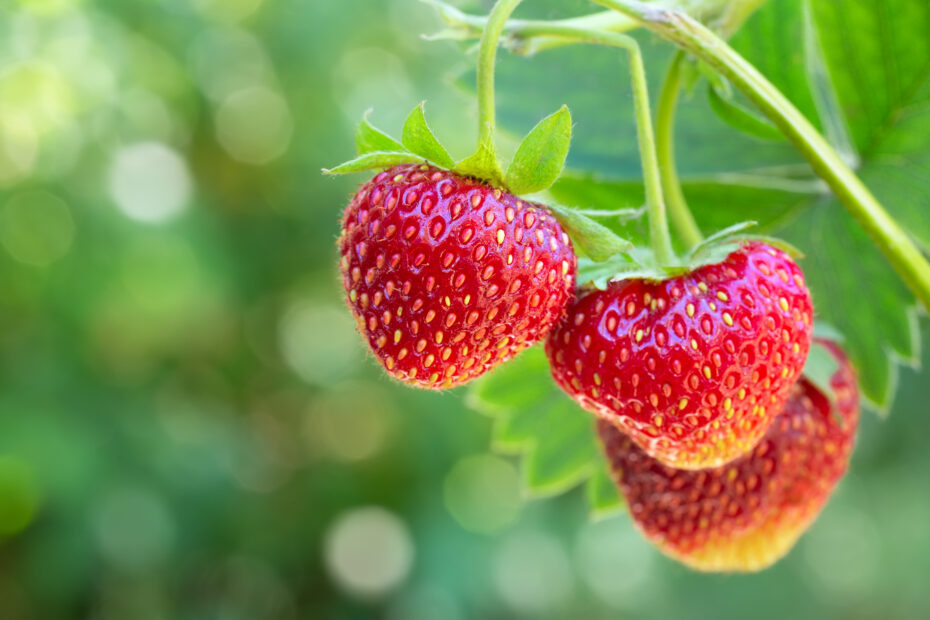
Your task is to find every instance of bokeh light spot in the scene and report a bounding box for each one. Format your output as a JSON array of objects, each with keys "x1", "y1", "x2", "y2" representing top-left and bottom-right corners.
[
  {"x1": 324, "y1": 507, "x2": 414, "y2": 600},
  {"x1": 108, "y1": 142, "x2": 191, "y2": 223},
  {"x1": 575, "y1": 517, "x2": 662, "y2": 609},
  {"x1": 493, "y1": 529, "x2": 574, "y2": 614},
  {"x1": 93, "y1": 487, "x2": 176, "y2": 572},
  {"x1": 0, "y1": 190, "x2": 75, "y2": 266},
  {"x1": 215, "y1": 86, "x2": 293, "y2": 165},
  {"x1": 306, "y1": 381, "x2": 395, "y2": 462},
  {"x1": 443, "y1": 454, "x2": 521, "y2": 534},
  {"x1": 278, "y1": 301, "x2": 361, "y2": 386}
]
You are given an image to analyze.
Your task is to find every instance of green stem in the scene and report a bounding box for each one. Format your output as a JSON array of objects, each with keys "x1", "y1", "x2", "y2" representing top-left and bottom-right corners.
[
  {"x1": 471, "y1": 0, "x2": 523, "y2": 177},
  {"x1": 595, "y1": 0, "x2": 930, "y2": 310},
  {"x1": 505, "y1": 24, "x2": 675, "y2": 266},
  {"x1": 656, "y1": 51, "x2": 703, "y2": 247},
  {"x1": 625, "y1": 37, "x2": 675, "y2": 266}
]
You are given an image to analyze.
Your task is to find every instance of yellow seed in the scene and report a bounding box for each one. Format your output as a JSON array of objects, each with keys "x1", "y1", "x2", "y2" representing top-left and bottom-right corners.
[
  {"x1": 349, "y1": 289, "x2": 357, "y2": 302},
  {"x1": 691, "y1": 339, "x2": 698, "y2": 350},
  {"x1": 723, "y1": 312, "x2": 734, "y2": 326},
  {"x1": 717, "y1": 291, "x2": 729, "y2": 302},
  {"x1": 679, "y1": 398, "x2": 688, "y2": 410},
  {"x1": 497, "y1": 230, "x2": 505, "y2": 245},
  {"x1": 703, "y1": 366, "x2": 712, "y2": 379},
  {"x1": 723, "y1": 398, "x2": 732, "y2": 410},
  {"x1": 394, "y1": 330, "x2": 402, "y2": 344},
  {"x1": 779, "y1": 297, "x2": 789, "y2": 312},
  {"x1": 635, "y1": 329, "x2": 644, "y2": 342},
  {"x1": 686, "y1": 303, "x2": 695, "y2": 318}
]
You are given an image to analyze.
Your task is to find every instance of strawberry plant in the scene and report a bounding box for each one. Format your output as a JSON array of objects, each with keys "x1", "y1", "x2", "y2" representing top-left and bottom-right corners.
[{"x1": 326, "y1": 0, "x2": 930, "y2": 571}]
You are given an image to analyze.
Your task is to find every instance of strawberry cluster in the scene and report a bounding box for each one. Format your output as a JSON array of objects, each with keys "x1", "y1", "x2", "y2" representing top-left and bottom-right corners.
[{"x1": 337, "y1": 163, "x2": 858, "y2": 573}]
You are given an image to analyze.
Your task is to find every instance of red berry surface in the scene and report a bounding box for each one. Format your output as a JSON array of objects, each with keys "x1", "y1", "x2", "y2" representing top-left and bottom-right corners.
[
  {"x1": 339, "y1": 163, "x2": 576, "y2": 389},
  {"x1": 546, "y1": 242, "x2": 813, "y2": 469},
  {"x1": 598, "y1": 339, "x2": 859, "y2": 572}
]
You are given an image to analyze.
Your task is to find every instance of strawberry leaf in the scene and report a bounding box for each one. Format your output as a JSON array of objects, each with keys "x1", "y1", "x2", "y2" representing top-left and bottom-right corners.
[
  {"x1": 803, "y1": 339, "x2": 841, "y2": 406},
  {"x1": 322, "y1": 151, "x2": 425, "y2": 175},
  {"x1": 469, "y1": 346, "x2": 618, "y2": 511},
  {"x1": 546, "y1": 203, "x2": 633, "y2": 262},
  {"x1": 355, "y1": 109, "x2": 405, "y2": 155},
  {"x1": 401, "y1": 102, "x2": 456, "y2": 169},
  {"x1": 505, "y1": 105, "x2": 573, "y2": 195}
]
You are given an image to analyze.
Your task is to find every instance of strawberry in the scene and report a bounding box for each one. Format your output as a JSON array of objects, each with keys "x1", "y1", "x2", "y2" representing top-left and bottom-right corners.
[
  {"x1": 546, "y1": 242, "x2": 813, "y2": 469},
  {"x1": 598, "y1": 338, "x2": 859, "y2": 572},
  {"x1": 339, "y1": 163, "x2": 576, "y2": 389}
]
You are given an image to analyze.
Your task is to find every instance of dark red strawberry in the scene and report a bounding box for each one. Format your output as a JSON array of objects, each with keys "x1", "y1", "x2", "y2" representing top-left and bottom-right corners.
[
  {"x1": 597, "y1": 338, "x2": 858, "y2": 572},
  {"x1": 546, "y1": 242, "x2": 813, "y2": 469},
  {"x1": 339, "y1": 163, "x2": 576, "y2": 389}
]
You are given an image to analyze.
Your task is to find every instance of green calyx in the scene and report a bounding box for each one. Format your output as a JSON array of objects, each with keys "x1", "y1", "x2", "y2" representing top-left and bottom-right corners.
[
  {"x1": 323, "y1": 102, "x2": 574, "y2": 197},
  {"x1": 574, "y1": 218, "x2": 802, "y2": 289}
]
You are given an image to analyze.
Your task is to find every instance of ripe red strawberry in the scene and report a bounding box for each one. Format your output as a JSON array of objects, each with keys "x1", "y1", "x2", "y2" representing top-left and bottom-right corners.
[
  {"x1": 546, "y1": 242, "x2": 813, "y2": 469},
  {"x1": 598, "y1": 338, "x2": 858, "y2": 572},
  {"x1": 339, "y1": 163, "x2": 576, "y2": 389}
]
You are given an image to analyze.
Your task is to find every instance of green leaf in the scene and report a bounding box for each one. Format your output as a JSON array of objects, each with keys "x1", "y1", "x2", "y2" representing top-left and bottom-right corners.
[
  {"x1": 811, "y1": 0, "x2": 930, "y2": 252},
  {"x1": 505, "y1": 105, "x2": 572, "y2": 195},
  {"x1": 783, "y1": 203, "x2": 919, "y2": 412},
  {"x1": 707, "y1": 83, "x2": 785, "y2": 141},
  {"x1": 468, "y1": 346, "x2": 620, "y2": 513},
  {"x1": 401, "y1": 102, "x2": 456, "y2": 169},
  {"x1": 585, "y1": 465, "x2": 625, "y2": 520},
  {"x1": 322, "y1": 151, "x2": 425, "y2": 175},
  {"x1": 546, "y1": 203, "x2": 633, "y2": 262},
  {"x1": 355, "y1": 110, "x2": 404, "y2": 155}
]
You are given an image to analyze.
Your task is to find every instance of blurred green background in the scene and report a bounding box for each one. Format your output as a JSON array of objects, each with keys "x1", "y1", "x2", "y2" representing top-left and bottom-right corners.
[{"x1": 1, "y1": 0, "x2": 929, "y2": 618}]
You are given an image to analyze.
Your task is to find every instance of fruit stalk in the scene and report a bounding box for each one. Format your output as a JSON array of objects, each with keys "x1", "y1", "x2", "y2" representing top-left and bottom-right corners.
[
  {"x1": 461, "y1": 0, "x2": 524, "y2": 186},
  {"x1": 492, "y1": 22, "x2": 675, "y2": 266},
  {"x1": 656, "y1": 51, "x2": 703, "y2": 247},
  {"x1": 595, "y1": 0, "x2": 930, "y2": 312}
]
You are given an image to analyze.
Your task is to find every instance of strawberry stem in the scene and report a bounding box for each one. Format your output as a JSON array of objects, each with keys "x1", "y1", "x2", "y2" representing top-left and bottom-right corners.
[
  {"x1": 656, "y1": 51, "x2": 704, "y2": 248},
  {"x1": 457, "y1": 0, "x2": 523, "y2": 187},
  {"x1": 623, "y1": 37, "x2": 676, "y2": 267},
  {"x1": 454, "y1": 17, "x2": 677, "y2": 266}
]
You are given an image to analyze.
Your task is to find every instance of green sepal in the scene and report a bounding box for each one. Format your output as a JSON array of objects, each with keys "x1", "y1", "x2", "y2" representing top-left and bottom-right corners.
[
  {"x1": 455, "y1": 129, "x2": 506, "y2": 187},
  {"x1": 322, "y1": 151, "x2": 425, "y2": 175},
  {"x1": 707, "y1": 83, "x2": 785, "y2": 141},
  {"x1": 505, "y1": 105, "x2": 572, "y2": 195},
  {"x1": 355, "y1": 109, "x2": 405, "y2": 155},
  {"x1": 547, "y1": 204, "x2": 633, "y2": 262},
  {"x1": 576, "y1": 255, "x2": 667, "y2": 290},
  {"x1": 585, "y1": 465, "x2": 625, "y2": 520},
  {"x1": 402, "y1": 102, "x2": 456, "y2": 169}
]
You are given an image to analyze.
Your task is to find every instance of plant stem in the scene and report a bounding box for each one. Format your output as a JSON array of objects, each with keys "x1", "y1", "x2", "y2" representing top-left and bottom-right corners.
[
  {"x1": 595, "y1": 0, "x2": 930, "y2": 310},
  {"x1": 473, "y1": 0, "x2": 523, "y2": 166},
  {"x1": 510, "y1": 24, "x2": 675, "y2": 265},
  {"x1": 656, "y1": 51, "x2": 703, "y2": 247},
  {"x1": 624, "y1": 37, "x2": 676, "y2": 266}
]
